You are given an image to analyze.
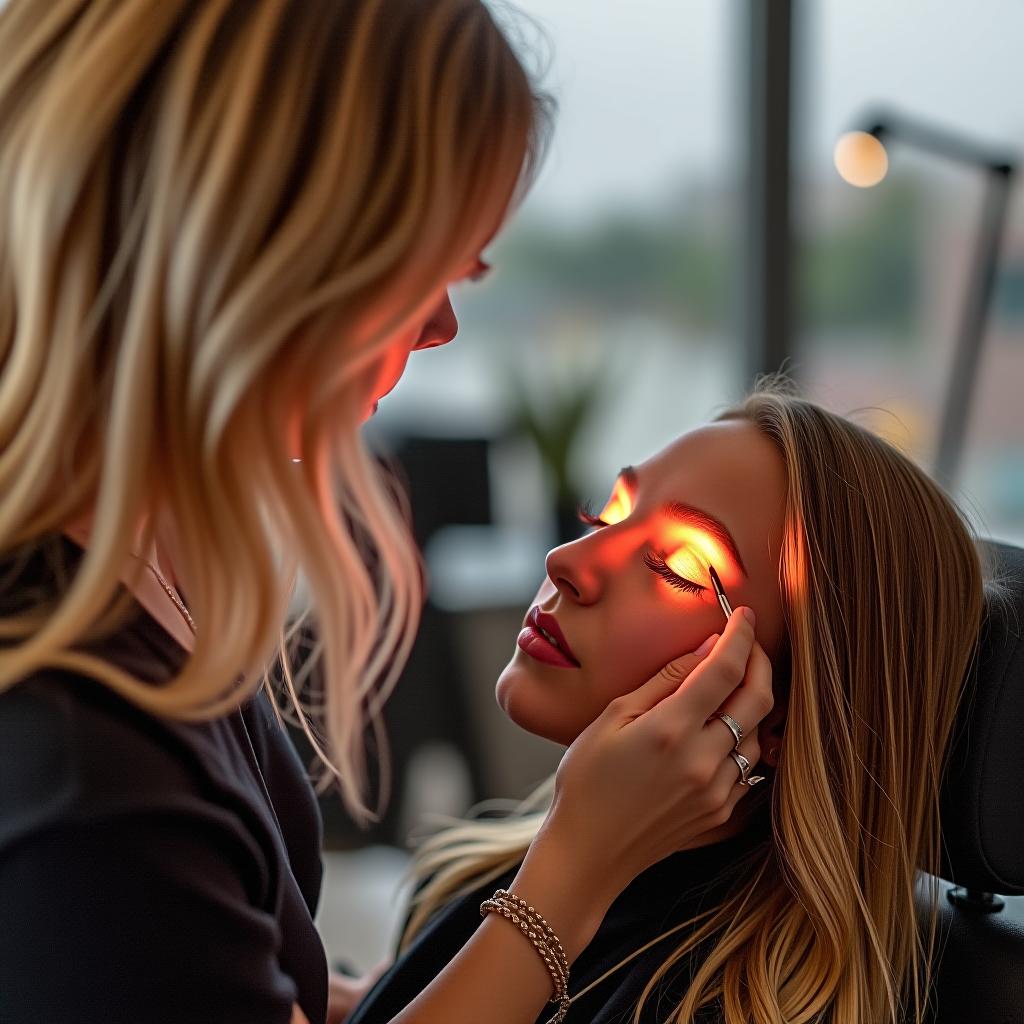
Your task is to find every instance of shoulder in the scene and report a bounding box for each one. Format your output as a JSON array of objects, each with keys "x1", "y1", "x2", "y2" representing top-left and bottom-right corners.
[
  {"x1": 0, "y1": 758, "x2": 299, "y2": 1022},
  {"x1": 0, "y1": 669, "x2": 272, "y2": 888},
  {"x1": 0, "y1": 671, "x2": 176, "y2": 836}
]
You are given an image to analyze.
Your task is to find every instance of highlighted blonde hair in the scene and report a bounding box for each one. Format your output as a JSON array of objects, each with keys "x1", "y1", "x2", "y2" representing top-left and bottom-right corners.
[
  {"x1": 400, "y1": 379, "x2": 987, "y2": 1023},
  {"x1": 0, "y1": 0, "x2": 552, "y2": 824}
]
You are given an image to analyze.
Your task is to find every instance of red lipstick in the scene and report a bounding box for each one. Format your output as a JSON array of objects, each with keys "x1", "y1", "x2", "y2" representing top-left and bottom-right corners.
[{"x1": 516, "y1": 606, "x2": 581, "y2": 669}]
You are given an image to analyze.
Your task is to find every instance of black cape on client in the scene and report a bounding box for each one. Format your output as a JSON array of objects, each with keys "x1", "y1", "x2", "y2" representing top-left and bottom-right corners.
[{"x1": 347, "y1": 813, "x2": 771, "y2": 1024}]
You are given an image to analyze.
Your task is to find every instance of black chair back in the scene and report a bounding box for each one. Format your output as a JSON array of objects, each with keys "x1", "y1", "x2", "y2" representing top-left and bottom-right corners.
[{"x1": 918, "y1": 539, "x2": 1024, "y2": 1022}]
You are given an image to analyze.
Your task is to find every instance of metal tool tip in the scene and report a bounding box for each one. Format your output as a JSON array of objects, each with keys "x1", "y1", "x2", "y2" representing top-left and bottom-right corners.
[{"x1": 708, "y1": 564, "x2": 724, "y2": 592}]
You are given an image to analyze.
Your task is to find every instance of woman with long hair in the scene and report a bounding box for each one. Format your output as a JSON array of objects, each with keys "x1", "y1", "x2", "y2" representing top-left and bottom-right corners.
[
  {"x1": 345, "y1": 382, "x2": 988, "y2": 1024},
  {"x1": 0, "y1": 4, "x2": 775, "y2": 1023}
]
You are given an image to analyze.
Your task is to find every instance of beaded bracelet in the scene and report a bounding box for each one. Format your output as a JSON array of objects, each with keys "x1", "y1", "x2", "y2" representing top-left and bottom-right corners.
[
  {"x1": 480, "y1": 891, "x2": 569, "y2": 994},
  {"x1": 491, "y1": 889, "x2": 568, "y2": 991},
  {"x1": 480, "y1": 889, "x2": 572, "y2": 1022}
]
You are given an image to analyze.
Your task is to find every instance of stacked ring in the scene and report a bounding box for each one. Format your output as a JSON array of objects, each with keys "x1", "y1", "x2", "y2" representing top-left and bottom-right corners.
[{"x1": 715, "y1": 713, "x2": 766, "y2": 787}]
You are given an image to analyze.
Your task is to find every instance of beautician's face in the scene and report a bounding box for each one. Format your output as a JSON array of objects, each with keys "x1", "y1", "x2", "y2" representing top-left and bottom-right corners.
[
  {"x1": 362, "y1": 254, "x2": 492, "y2": 419},
  {"x1": 495, "y1": 420, "x2": 788, "y2": 745},
  {"x1": 286, "y1": 254, "x2": 491, "y2": 458}
]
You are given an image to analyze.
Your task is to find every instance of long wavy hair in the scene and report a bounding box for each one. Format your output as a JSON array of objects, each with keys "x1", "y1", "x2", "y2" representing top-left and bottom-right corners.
[
  {"x1": 399, "y1": 380, "x2": 988, "y2": 1024},
  {"x1": 0, "y1": 0, "x2": 553, "y2": 825}
]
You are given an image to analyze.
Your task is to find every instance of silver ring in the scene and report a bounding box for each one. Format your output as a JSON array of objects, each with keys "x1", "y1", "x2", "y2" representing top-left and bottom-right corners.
[
  {"x1": 729, "y1": 750, "x2": 752, "y2": 785},
  {"x1": 714, "y1": 712, "x2": 743, "y2": 749}
]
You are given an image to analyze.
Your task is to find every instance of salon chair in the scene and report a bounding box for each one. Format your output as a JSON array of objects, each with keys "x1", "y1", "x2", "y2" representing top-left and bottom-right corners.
[{"x1": 918, "y1": 539, "x2": 1024, "y2": 1022}]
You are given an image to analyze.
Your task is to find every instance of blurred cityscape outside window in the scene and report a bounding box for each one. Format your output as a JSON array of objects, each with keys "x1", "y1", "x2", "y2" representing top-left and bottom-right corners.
[{"x1": 796, "y1": 0, "x2": 1024, "y2": 547}]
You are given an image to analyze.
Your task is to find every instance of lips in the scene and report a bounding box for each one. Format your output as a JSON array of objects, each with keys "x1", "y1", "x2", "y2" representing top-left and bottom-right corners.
[{"x1": 528, "y1": 602, "x2": 585, "y2": 667}]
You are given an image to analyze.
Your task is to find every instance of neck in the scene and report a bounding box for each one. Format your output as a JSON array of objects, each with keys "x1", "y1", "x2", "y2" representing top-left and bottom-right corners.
[{"x1": 60, "y1": 504, "x2": 180, "y2": 588}]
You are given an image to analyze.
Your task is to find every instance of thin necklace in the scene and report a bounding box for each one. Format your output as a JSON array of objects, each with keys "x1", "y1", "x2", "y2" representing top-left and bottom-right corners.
[
  {"x1": 129, "y1": 551, "x2": 290, "y2": 847},
  {"x1": 130, "y1": 552, "x2": 196, "y2": 634}
]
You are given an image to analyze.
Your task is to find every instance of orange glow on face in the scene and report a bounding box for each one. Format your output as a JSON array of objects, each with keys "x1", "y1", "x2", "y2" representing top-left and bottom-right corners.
[
  {"x1": 598, "y1": 477, "x2": 634, "y2": 525},
  {"x1": 662, "y1": 524, "x2": 736, "y2": 587},
  {"x1": 584, "y1": 472, "x2": 744, "y2": 594},
  {"x1": 664, "y1": 546, "x2": 705, "y2": 582}
]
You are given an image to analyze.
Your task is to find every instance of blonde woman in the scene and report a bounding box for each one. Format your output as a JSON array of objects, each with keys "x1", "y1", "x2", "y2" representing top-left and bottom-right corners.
[
  {"x1": 345, "y1": 384, "x2": 987, "y2": 1024},
  {"x1": 0, "y1": 4, "x2": 775, "y2": 1024}
]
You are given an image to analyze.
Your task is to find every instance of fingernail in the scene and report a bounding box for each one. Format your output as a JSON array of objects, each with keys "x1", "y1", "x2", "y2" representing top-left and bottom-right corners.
[
  {"x1": 741, "y1": 606, "x2": 756, "y2": 626},
  {"x1": 694, "y1": 633, "x2": 720, "y2": 657}
]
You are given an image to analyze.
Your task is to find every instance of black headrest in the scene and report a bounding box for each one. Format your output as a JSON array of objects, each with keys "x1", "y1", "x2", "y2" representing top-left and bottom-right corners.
[{"x1": 938, "y1": 539, "x2": 1024, "y2": 894}]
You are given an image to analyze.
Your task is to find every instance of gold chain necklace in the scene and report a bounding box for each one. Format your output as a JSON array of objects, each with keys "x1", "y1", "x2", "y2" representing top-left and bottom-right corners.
[
  {"x1": 129, "y1": 552, "x2": 196, "y2": 635},
  {"x1": 127, "y1": 550, "x2": 291, "y2": 854}
]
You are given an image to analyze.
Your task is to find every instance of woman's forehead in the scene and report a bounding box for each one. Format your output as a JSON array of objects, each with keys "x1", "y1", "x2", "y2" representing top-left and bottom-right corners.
[
  {"x1": 641, "y1": 421, "x2": 782, "y2": 492},
  {"x1": 637, "y1": 421, "x2": 788, "y2": 569}
]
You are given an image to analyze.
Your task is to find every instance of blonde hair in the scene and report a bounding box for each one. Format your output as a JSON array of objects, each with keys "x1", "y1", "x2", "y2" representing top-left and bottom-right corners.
[
  {"x1": 0, "y1": 0, "x2": 552, "y2": 825},
  {"x1": 400, "y1": 378, "x2": 986, "y2": 1023}
]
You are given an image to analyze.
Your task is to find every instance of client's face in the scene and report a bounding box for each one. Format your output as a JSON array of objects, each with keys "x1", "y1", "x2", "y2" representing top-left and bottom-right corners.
[{"x1": 496, "y1": 419, "x2": 788, "y2": 745}]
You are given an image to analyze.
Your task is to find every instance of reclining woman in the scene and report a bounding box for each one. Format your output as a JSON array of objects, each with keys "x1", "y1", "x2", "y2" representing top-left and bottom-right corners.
[{"x1": 347, "y1": 380, "x2": 987, "y2": 1024}]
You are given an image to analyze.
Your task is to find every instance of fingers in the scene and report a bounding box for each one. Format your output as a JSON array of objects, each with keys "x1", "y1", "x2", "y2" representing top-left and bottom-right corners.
[
  {"x1": 711, "y1": 731, "x2": 764, "y2": 801},
  {"x1": 614, "y1": 632, "x2": 720, "y2": 717},
  {"x1": 702, "y1": 639, "x2": 773, "y2": 754},
  {"x1": 660, "y1": 607, "x2": 765, "y2": 723}
]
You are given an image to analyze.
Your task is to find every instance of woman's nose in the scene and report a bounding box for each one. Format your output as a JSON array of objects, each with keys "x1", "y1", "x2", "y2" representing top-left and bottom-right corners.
[
  {"x1": 544, "y1": 537, "x2": 603, "y2": 604},
  {"x1": 413, "y1": 292, "x2": 458, "y2": 350}
]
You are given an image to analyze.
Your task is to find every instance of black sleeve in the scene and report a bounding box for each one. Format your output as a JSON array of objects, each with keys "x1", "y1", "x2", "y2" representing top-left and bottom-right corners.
[{"x1": 0, "y1": 810, "x2": 301, "y2": 1024}]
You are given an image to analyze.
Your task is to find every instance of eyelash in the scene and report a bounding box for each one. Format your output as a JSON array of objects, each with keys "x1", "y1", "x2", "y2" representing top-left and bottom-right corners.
[
  {"x1": 575, "y1": 502, "x2": 707, "y2": 595},
  {"x1": 576, "y1": 501, "x2": 605, "y2": 527},
  {"x1": 642, "y1": 551, "x2": 707, "y2": 595}
]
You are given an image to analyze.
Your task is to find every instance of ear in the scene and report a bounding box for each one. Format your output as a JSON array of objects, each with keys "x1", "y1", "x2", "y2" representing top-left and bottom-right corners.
[
  {"x1": 757, "y1": 692, "x2": 788, "y2": 768},
  {"x1": 757, "y1": 640, "x2": 792, "y2": 769}
]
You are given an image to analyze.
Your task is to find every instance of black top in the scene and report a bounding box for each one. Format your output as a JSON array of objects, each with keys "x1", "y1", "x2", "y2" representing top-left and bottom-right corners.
[
  {"x1": 348, "y1": 812, "x2": 772, "y2": 1024},
  {"x1": 0, "y1": 534, "x2": 329, "y2": 1024}
]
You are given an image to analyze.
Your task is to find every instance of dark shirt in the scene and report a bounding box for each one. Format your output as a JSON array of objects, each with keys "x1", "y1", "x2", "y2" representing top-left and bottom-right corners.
[
  {"x1": 0, "y1": 533, "x2": 329, "y2": 1024},
  {"x1": 348, "y1": 814, "x2": 771, "y2": 1024}
]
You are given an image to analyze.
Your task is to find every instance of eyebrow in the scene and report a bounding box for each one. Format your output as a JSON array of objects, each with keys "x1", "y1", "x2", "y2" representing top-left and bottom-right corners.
[{"x1": 618, "y1": 466, "x2": 749, "y2": 578}]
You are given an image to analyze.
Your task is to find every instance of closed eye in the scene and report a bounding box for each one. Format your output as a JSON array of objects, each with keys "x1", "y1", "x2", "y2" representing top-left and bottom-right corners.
[
  {"x1": 643, "y1": 551, "x2": 707, "y2": 594},
  {"x1": 577, "y1": 501, "x2": 606, "y2": 527},
  {"x1": 577, "y1": 476, "x2": 635, "y2": 530},
  {"x1": 577, "y1": 502, "x2": 707, "y2": 595}
]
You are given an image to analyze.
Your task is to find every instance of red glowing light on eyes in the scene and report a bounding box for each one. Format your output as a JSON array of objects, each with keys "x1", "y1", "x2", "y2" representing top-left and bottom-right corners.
[
  {"x1": 663, "y1": 525, "x2": 736, "y2": 586},
  {"x1": 592, "y1": 476, "x2": 742, "y2": 588},
  {"x1": 599, "y1": 477, "x2": 634, "y2": 525}
]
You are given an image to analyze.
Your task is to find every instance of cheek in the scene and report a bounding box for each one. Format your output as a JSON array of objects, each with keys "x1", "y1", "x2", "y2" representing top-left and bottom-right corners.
[
  {"x1": 596, "y1": 632, "x2": 657, "y2": 701},
  {"x1": 587, "y1": 607, "x2": 704, "y2": 708},
  {"x1": 501, "y1": 579, "x2": 728, "y2": 744},
  {"x1": 371, "y1": 339, "x2": 415, "y2": 392}
]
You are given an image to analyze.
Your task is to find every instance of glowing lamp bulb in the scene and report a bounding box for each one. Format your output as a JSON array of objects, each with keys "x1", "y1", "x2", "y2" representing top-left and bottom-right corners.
[{"x1": 834, "y1": 131, "x2": 889, "y2": 188}]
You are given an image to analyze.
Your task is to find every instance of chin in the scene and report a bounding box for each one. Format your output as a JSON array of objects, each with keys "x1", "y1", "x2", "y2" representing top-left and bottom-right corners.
[{"x1": 495, "y1": 660, "x2": 584, "y2": 747}]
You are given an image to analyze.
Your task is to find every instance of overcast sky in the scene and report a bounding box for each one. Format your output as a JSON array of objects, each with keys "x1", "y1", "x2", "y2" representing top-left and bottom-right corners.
[{"x1": 500, "y1": 0, "x2": 1024, "y2": 222}]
